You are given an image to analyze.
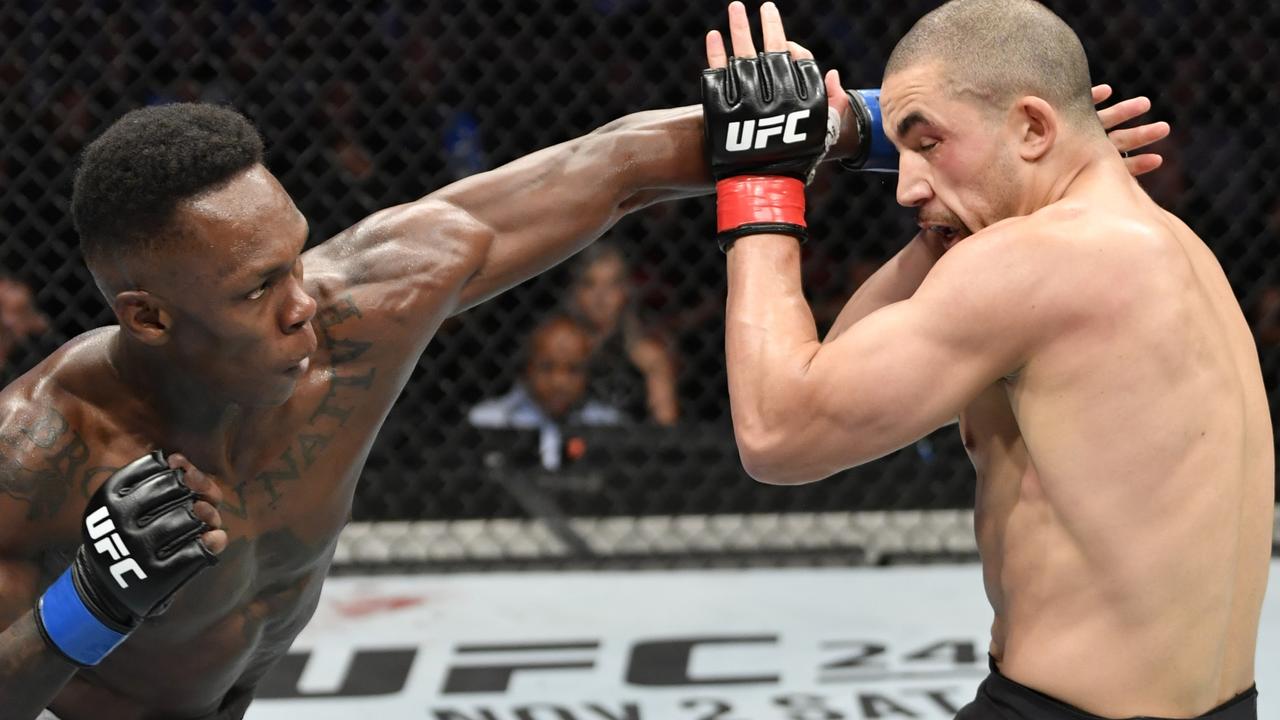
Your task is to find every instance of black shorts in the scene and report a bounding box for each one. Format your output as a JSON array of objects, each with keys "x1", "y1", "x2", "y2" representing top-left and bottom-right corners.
[{"x1": 955, "y1": 657, "x2": 1258, "y2": 720}]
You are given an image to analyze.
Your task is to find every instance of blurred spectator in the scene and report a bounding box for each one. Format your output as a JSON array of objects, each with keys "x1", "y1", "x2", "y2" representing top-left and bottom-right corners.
[
  {"x1": 470, "y1": 314, "x2": 623, "y2": 470},
  {"x1": 1252, "y1": 200, "x2": 1280, "y2": 348},
  {"x1": 565, "y1": 242, "x2": 679, "y2": 425},
  {"x1": 322, "y1": 80, "x2": 375, "y2": 183},
  {"x1": 1253, "y1": 287, "x2": 1280, "y2": 347},
  {"x1": 0, "y1": 278, "x2": 49, "y2": 372}
]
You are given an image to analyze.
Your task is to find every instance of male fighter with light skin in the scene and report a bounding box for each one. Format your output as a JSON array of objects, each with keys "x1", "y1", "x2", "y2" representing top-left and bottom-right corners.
[
  {"x1": 0, "y1": 18, "x2": 1166, "y2": 720},
  {"x1": 706, "y1": 1, "x2": 1271, "y2": 717}
]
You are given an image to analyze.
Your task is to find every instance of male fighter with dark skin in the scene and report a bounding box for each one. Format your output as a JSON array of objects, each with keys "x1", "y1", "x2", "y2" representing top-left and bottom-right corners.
[
  {"x1": 0, "y1": 32, "x2": 1165, "y2": 720},
  {"x1": 709, "y1": 1, "x2": 1271, "y2": 717}
]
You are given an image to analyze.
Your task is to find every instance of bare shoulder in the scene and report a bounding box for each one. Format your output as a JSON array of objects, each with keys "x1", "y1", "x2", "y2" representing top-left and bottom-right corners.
[
  {"x1": 939, "y1": 204, "x2": 1159, "y2": 302},
  {"x1": 911, "y1": 205, "x2": 1160, "y2": 355},
  {"x1": 298, "y1": 200, "x2": 496, "y2": 369},
  {"x1": 303, "y1": 198, "x2": 492, "y2": 308},
  {"x1": 0, "y1": 329, "x2": 129, "y2": 554}
]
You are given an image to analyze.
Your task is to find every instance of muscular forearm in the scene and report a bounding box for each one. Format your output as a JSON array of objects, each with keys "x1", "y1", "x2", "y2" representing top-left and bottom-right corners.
[
  {"x1": 0, "y1": 611, "x2": 77, "y2": 719},
  {"x1": 824, "y1": 233, "x2": 943, "y2": 342},
  {"x1": 724, "y1": 235, "x2": 824, "y2": 482},
  {"x1": 442, "y1": 94, "x2": 867, "y2": 313},
  {"x1": 431, "y1": 105, "x2": 712, "y2": 313},
  {"x1": 594, "y1": 105, "x2": 714, "y2": 210}
]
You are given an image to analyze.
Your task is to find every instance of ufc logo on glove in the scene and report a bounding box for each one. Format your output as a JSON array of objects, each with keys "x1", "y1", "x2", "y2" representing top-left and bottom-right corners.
[
  {"x1": 37, "y1": 451, "x2": 218, "y2": 666},
  {"x1": 725, "y1": 109, "x2": 811, "y2": 151},
  {"x1": 702, "y1": 51, "x2": 834, "y2": 251},
  {"x1": 86, "y1": 506, "x2": 149, "y2": 588}
]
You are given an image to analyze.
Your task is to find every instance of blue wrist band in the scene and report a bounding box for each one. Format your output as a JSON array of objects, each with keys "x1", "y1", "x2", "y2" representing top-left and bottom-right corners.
[
  {"x1": 843, "y1": 88, "x2": 899, "y2": 173},
  {"x1": 36, "y1": 567, "x2": 129, "y2": 666}
]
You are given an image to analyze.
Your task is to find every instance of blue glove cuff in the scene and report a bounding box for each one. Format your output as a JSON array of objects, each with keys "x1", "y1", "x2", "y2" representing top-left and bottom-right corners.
[
  {"x1": 36, "y1": 566, "x2": 129, "y2": 666},
  {"x1": 843, "y1": 88, "x2": 899, "y2": 173}
]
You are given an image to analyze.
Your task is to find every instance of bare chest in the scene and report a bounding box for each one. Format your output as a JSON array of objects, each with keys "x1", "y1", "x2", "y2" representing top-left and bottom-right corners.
[
  {"x1": 65, "y1": 369, "x2": 391, "y2": 712},
  {"x1": 66, "y1": 451, "x2": 359, "y2": 714}
]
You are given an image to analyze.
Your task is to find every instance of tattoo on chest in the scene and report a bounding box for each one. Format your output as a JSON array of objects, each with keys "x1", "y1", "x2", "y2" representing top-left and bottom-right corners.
[
  {"x1": 0, "y1": 407, "x2": 114, "y2": 521},
  {"x1": 214, "y1": 530, "x2": 327, "y2": 640},
  {"x1": 223, "y1": 294, "x2": 377, "y2": 519}
]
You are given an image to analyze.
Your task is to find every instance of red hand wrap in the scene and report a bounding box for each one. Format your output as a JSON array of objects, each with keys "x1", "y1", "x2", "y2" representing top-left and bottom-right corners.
[{"x1": 715, "y1": 176, "x2": 806, "y2": 234}]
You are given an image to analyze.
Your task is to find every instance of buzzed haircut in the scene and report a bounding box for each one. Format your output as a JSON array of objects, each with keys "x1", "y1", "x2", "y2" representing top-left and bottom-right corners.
[
  {"x1": 71, "y1": 103, "x2": 264, "y2": 267},
  {"x1": 885, "y1": 0, "x2": 1098, "y2": 129}
]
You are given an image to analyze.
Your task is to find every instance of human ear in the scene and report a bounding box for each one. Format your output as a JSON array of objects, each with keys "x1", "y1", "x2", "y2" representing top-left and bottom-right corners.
[
  {"x1": 1014, "y1": 96, "x2": 1057, "y2": 162},
  {"x1": 113, "y1": 290, "x2": 171, "y2": 346}
]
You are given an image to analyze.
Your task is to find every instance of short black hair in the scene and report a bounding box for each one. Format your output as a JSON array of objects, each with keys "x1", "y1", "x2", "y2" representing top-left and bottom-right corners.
[
  {"x1": 521, "y1": 313, "x2": 591, "y2": 370},
  {"x1": 71, "y1": 103, "x2": 264, "y2": 267},
  {"x1": 885, "y1": 0, "x2": 1097, "y2": 129}
]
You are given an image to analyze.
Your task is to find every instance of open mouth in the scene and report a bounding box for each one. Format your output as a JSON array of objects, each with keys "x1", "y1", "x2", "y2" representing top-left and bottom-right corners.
[
  {"x1": 920, "y1": 222, "x2": 967, "y2": 250},
  {"x1": 284, "y1": 357, "x2": 311, "y2": 377}
]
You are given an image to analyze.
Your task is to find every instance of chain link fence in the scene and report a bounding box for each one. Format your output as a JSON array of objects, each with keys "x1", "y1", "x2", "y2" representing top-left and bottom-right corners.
[{"x1": 2, "y1": 1, "x2": 1277, "y2": 568}]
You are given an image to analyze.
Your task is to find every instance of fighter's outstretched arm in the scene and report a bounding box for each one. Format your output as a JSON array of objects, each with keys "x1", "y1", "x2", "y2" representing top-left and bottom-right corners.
[
  {"x1": 301, "y1": 108, "x2": 709, "y2": 364},
  {"x1": 303, "y1": 100, "x2": 870, "y2": 362},
  {"x1": 430, "y1": 106, "x2": 710, "y2": 315}
]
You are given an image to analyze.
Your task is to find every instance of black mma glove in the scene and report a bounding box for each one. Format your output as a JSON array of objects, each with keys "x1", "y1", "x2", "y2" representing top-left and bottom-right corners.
[
  {"x1": 701, "y1": 51, "x2": 838, "y2": 251},
  {"x1": 35, "y1": 451, "x2": 218, "y2": 665}
]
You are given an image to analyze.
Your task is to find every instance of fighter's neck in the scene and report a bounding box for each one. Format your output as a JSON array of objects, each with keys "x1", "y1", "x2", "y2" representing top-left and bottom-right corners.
[
  {"x1": 106, "y1": 332, "x2": 252, "y2": 467},
  {"x1": 1018, "y1": 139, "x2": 1131, "y2": 219}
]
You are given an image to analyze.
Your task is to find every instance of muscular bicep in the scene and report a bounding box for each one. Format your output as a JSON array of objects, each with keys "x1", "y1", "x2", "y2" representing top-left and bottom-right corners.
[
  {"x1": 304, "y1": 107, "x2": 707, "y2": 365},
  {"x1": 765, "y1": 240, "x2": 1053, "y2": 482},
  {"x1": 300, "y1": 199, "x2": 492, "y2": 368},
  {"x1": 825, "y1": 233, "x2": 945, "y2": 342},
  {"x1": 0, "y1": 403, "x2": 99, "y2": 627},
  {"x1": 430, "y1": 138, "x2": 631, "y2": 313},
  {"x1": 435, "y1": 106, "x2": 706, "y2": 313},
  {"x1": 810, "y1": 297, "x2": 1014, "y2": 461},
  {"x1": 301, "y1": 141, "x2": 627, "y2": 361}
]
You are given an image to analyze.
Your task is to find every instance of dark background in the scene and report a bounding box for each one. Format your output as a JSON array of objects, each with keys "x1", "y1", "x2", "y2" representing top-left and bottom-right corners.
[{"x1": 0, "y1": 1, "x2": 1275, "y2": 526}]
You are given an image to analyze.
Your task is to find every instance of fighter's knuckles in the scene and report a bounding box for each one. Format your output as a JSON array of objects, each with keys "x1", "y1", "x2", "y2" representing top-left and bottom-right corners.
[
  {"x1": 200, "y1": 528, "x2": 229, "y2": 556},
  {"x1": 201, "y1": 481, "x2": 224, "y2": 507},
  {"x1": 176, "y1": 463, "x2": 217, "y2": 494},
  {"x1": 179, "y1": 468, "x2": 207, "y2": 490},
  {"x1": 190, "y1": 499, "x2": 222, "y2": 530}
]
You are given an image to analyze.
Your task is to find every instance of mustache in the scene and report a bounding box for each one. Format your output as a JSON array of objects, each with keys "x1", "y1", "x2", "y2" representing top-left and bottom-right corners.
[{"x1": 917, "y1": 211, "x2": 967, "y2": 230}]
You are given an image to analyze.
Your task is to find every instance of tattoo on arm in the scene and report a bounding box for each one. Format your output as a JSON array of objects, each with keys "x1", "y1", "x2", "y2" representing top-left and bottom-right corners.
[
  {"x1": 0, "y1": 408, "x2": 93, "y2": 521},
  {"x1": 315, "y1": 293, "x2": 363, "y2": 329},
  {"x1": 222, "y1": 295, "x2": 378, "y2": 519},
  {"x1": 79, "y1": 466, "x2": 120, "y2": 500}
]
